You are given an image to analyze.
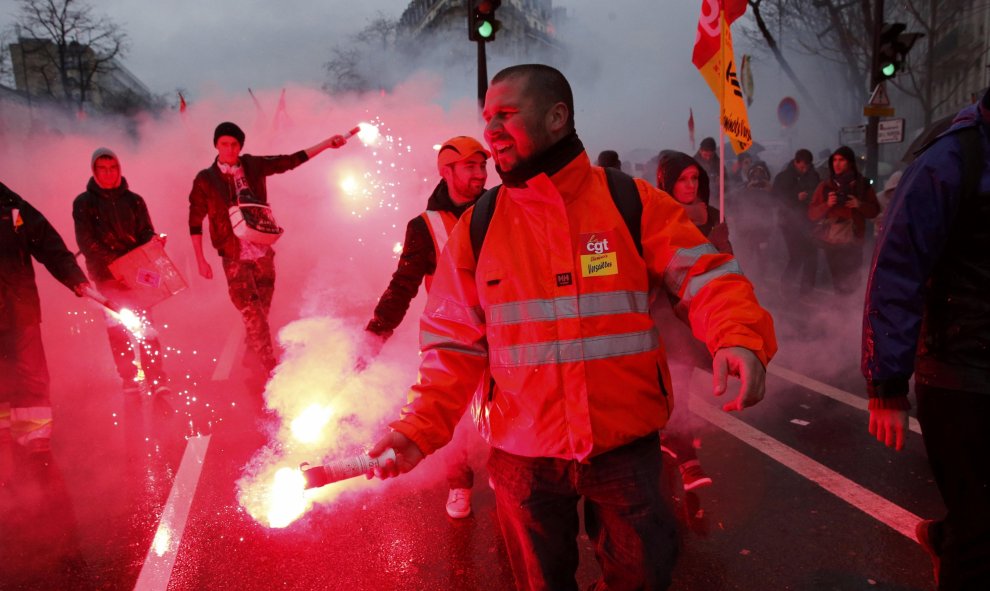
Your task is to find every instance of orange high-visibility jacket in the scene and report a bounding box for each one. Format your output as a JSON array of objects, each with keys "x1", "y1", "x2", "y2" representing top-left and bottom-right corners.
[
  {"x1": 392, "y1": 151, "x2": 776, "y2": 461},
  {"x1": 420, "y1": 210, "x2": 458, "y2": 293}
]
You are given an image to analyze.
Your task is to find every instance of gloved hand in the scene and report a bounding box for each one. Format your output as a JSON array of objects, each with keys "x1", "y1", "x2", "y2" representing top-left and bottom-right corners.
[
  {"x1": 354, "y1": 329, "x2": 390, "y2": 372},
  {"x1": 72, "y1": 281, "x2": 93, "y2": 298}
]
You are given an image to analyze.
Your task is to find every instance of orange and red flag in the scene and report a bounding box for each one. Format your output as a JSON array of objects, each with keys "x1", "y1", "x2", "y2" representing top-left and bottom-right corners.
[{"x1": 692, "y1": 0, "x2": 752, "y2": 154}]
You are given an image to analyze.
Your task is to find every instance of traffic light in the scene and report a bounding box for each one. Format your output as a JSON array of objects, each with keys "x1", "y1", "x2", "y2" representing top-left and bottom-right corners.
[
  {"x1": 469, "y1": 0, "x2": 501, "y2": 42},
  {"x1": 877, "y1": 22, "x2": 923, "y2": 80}
]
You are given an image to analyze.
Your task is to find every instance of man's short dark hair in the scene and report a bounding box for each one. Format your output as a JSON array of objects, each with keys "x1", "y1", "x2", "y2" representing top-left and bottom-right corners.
[
  {"x1": 492, "y1": 64, "x2": 575, "y2": 133},
  {"x1": 795, "y1": 149, "x2": 813, "y2": 164}
]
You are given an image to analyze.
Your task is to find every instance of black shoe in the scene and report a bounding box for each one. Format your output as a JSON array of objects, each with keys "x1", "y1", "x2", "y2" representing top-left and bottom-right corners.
[{"x1": 915, "y1": 519, "x2": 941, "y2": 586}]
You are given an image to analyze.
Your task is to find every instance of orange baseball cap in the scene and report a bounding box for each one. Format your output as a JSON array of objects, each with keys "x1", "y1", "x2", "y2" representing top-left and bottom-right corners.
[{"x1": 438, "y1": 136, "x2": 491, "y2": 168}]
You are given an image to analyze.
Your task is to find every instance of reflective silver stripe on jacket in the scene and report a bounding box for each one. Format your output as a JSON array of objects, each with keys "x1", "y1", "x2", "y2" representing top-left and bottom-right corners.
[
  {"x1": 662, "y1": 243, "x2": 719, "y2": 296},
  {"x1": 489, "y1": 329, "x2": 658, "y2": 368},
  {"x1": 421, "y1": 330, "x2": 488, "y2": 357},
  {"x1": 487, "y1": 291, "x2": 650, "y2": 326},
  {"x1": 423, "y1": 210, "x2": 451, "y2": 254},
  {"x1": 681, "y1": 259, "x2": 744, "y2": 303},
  {"x1": 426, "y1": 297, "x2": 485, "y2": 327}
]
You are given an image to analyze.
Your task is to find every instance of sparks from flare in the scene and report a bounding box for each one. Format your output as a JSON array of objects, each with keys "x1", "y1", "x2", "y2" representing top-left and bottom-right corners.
[
  {"x1": 266, "y1": 467, "x2": 311, "y2": 529},
  {"x1": 327, "y1": 115, "x2": 413, "y2": 221},
  {"x1": 290, "y1": 403, "x2": 334, "y2": 444}
]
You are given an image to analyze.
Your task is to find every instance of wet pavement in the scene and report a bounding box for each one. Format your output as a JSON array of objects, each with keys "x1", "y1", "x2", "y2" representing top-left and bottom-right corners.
[{"x1": 2, "y1": 284, "x2": 944, "y2": 591}]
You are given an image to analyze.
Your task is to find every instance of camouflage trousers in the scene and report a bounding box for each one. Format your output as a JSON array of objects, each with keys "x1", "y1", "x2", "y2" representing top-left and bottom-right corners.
[{"x1": 222, "y1": 250, "x2": 277, "y2": 372}]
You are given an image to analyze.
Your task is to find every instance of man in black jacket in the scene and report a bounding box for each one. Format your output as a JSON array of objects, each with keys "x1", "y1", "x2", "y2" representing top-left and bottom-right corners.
[
  {"x1": 772, "y1": 149, "x2": 821, "y2": 295},
  {"x1": 1, "y1": 181, "x2": 90, "y2": 479},
  {"x1": 188, "y1": 122, "x2": 347, "y2": 374},
  {"x1": 74, "y1": 148, "x2": 170, "y2": 396},
  {"x1": 365, "y1": 135, "x2": 489, "y2": 518}
]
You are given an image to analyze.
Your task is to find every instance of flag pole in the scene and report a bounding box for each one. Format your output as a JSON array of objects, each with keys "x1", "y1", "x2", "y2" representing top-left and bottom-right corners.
[{"x1": 718, "y1": 6, "x2": 726, "y2": 223}]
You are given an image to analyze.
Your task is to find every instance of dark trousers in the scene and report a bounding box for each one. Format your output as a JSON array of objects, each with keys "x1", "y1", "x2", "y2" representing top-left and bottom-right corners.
[
  {"x1": 98, "y1": 281, "x2": 167, "y2": 388},
  {"x1": 222, "y1": 250, "x2": 277, "y2": 372},
  {"x1": 0, "y1": 324, "x2": 53, "y2": 444},
  {"x1": 917, "y1": 384, "x2": 990, "y2": 590},
  {"x1": 821, "y1": 242, "x2": 863, "y2": 295},
  {"x1": 779, "y1": 222, "x2": 817, "y2": 293},
  {"x1": 488, "y1": 433, "x2": 677, "y2": 591}
]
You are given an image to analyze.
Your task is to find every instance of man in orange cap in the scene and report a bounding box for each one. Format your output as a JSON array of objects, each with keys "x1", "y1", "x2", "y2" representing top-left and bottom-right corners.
[{"x1": 364, "y1": 136, "x2": 490, "y2": 519}]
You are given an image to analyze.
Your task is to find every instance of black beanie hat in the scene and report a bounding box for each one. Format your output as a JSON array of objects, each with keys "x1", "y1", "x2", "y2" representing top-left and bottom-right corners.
[
  {"x1": 795, "y1": 149, "x2": 813, "y2": 164},
  {"x1": 700, "y1": 137, "x2": 717, "y2": 151},
  {"x1": 214, "y1": 121, "x2": 245, "y2": 146},
  {"x1": 656, "y1": 150, "x2": 711, "y2": 205}
]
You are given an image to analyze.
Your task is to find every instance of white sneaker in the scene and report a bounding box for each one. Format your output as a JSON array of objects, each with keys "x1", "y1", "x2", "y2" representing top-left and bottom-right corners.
[{"x1": 446, "y1": 488, "x2": 472, "y2": 518}]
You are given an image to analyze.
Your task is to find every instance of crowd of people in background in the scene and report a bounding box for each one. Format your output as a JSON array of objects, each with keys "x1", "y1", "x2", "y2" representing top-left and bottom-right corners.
[{"x1": 610, "y1": 137, "x2": 889, "y2": 302}]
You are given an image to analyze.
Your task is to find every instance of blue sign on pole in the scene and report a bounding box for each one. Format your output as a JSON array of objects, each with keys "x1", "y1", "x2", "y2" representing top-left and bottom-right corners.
[{"x1": 778, "y1": 97, "x2": 799, "y2": 128}]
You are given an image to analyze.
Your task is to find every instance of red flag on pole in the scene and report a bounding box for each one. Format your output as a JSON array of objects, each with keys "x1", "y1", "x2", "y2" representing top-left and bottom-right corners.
[{"x1": 178, "y1": 92, "x2": 187, "y2": 114}]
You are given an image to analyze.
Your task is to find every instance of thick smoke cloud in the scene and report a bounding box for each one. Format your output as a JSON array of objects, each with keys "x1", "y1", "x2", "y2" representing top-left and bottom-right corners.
[{"x1": 0, "y1": 1, "x2": 874, "y2": 532}]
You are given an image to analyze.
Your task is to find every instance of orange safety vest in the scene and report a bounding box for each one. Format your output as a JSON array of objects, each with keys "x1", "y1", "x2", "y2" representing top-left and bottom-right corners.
[
  {"x1": 393, "y1": 152, "x2": 776, "y2": 461},
  {"x1": 420, "y1": 210, "x2": 458, "y2": 293}
]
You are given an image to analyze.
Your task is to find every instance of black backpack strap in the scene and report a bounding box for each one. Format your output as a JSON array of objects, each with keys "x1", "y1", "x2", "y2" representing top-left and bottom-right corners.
[
  {"x1": 957, "y1": 126, "x2": 985, "y2": 203},
  {"x1": 604, "y1": 167, "x2": 643, "y2": 256},
  {"x1": 470, "y1": 184, "x2": 501, "y2": 262}
]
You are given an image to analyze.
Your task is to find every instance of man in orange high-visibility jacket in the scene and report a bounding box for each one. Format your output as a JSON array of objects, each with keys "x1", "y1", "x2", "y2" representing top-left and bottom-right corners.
[
  {"x1": 364, "y1": 136, "x2": 490, "y2": 520},
  {"x1": 371, "y1": 64, "x2": 777, "y2": 591}
]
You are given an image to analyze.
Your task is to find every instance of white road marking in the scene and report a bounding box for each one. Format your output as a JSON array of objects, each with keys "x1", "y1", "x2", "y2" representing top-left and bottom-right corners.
[
  {"x1": 133, "y1": 434, "x2": 212, "y2": 591},
  {"x1": 768, "y1": 364, "x2": 922, "y2": 435},
  {"x1": 211, "y1": 328, "x2": 242, "y2": 381},
  {"x1": 689, "y1": 385, "x2": 921, "y2": 540}
]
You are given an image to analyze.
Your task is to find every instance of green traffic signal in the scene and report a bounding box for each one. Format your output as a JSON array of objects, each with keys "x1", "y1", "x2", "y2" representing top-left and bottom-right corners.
[
  {"x1": 881, "y1": 62, "x2": 896, "y2": 78},
  {"x1": 477, "y1": 20, "x2": 494, "y2": 39}
]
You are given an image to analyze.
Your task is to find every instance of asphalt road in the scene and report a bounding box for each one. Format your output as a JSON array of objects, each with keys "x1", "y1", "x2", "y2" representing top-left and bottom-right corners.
[{"x1": 1, "y1": 282, "x2": 943, "y2": 591}]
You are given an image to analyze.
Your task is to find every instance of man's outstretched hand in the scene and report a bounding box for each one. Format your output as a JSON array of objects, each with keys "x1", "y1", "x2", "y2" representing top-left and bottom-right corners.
[
  {"x1": 368, "y1": 431, "x2": 424, "y2": 479},
  {"x1": 713, "y1": 347, "x2": 766, "y2": 412}
]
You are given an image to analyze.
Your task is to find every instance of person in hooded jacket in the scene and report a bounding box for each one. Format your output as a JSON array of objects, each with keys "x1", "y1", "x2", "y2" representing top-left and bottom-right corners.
[
  {"x1": 863, "y1": 88, "x2": 990, "y2": 590},
  {"x1": 364, "y1": 135, "x2": 491, "y2": 520},
  {"x1": 807, "y1": 146, "x2": 880, "y2": 295},
  {"x1": 694, "y1": 136, "x2": 725, "y2": 188},
  {"x1": 2, "y1": 181, "x2": 90, "y2": 480},
  {"x1": 772, "y1": 149, "x2": 821, "y2": 295},
  {"x1": 654, "y1": 151, "x2": 732, "y2": 491},
  {"x1": 73, "y1": 148, "x2": 170, "y2": 397}
]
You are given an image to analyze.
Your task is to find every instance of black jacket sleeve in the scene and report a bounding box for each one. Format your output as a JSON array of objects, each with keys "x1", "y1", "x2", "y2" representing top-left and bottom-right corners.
[
  {"x1": 133, "y1": 193, "x2": 156, "y2": 245},
  {"x1": 26, "y1": 200, "x2": 88, "y2": 289},
  {"x1": 72, "y1": 194, "x2": 117, "y2": 273},
  {"x1": 366, "y1": 215, "x2": 435, "y2": 336}
]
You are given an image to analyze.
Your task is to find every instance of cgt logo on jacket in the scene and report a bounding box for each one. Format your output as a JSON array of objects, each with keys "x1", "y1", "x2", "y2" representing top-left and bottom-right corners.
[{"x1": 580, "y1": 231, "x2": 618, "y2": 277}]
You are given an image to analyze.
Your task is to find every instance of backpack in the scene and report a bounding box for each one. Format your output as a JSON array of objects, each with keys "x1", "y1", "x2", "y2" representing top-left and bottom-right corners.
[{"x1": 470, "y1": 167, "x2": 643, "y2": 262}]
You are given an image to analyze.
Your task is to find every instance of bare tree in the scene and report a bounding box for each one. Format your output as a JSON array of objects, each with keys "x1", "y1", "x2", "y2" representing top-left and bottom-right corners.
[
  {"x1": 745, "y1": 0, "x2": 825, "y2": 116},
  {"x1": 743, "y1": 0, "x2": 986, "y2": 128},
  {"x1": 323, "y1": 13, "x2": 401, "y2": 95},
  {"x1": 741, "y1": 0, "x2": 878, "y2": 124},
  {"x1": 9, "y1": 0, "x2": 128, "y2": 111}
]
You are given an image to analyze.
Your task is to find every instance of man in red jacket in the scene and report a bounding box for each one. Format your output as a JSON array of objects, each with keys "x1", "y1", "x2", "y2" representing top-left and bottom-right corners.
[{"x1": 371, "y1": 65, "x2": 776, "y2": 590}]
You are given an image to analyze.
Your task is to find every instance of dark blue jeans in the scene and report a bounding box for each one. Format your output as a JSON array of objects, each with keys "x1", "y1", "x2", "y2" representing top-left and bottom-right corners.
[
  {"x1": 488, "y1": 433, "x2": 677, "y2": 591},
  {"x1": 917, "y1": 384, "x2": 990, "y2": 590}
]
